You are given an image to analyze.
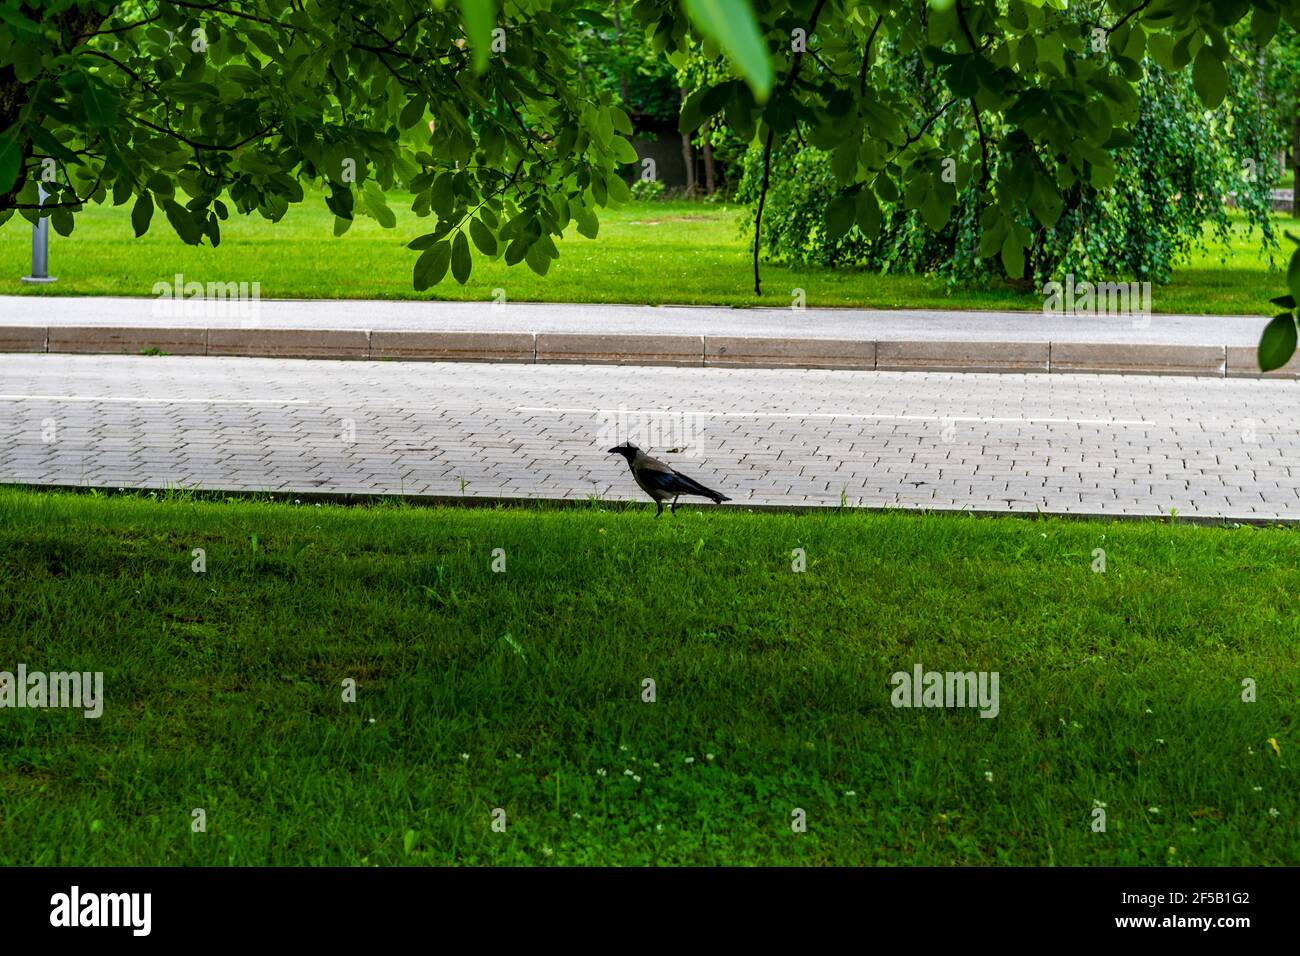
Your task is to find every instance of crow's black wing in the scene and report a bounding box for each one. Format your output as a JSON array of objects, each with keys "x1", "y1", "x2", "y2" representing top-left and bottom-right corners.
[{"x1": 660, "y1": 468, "x2": 727, "y2": 501}]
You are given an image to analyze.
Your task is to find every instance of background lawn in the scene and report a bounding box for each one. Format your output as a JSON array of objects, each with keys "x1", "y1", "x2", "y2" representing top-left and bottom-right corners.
[
  {"x1": 0, "y1": 195, "x2": 1294, "y2": 316},
  {"x1": 0, "y1": 488, "x2": 1295, "y2": 866}
]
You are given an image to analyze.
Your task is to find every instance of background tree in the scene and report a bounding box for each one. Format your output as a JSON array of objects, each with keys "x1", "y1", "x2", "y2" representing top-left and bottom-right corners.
[
  {"x1": 638, "y1": 0, "x2": 1300, "y2": 367},
  {"x1": 736, "y1": 35, "x2": 1284, "y2": 289}
]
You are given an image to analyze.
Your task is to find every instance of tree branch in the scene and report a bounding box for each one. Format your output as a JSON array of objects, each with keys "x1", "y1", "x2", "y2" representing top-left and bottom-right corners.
[
  {"x1": 126, "y1": 114, "x2": 278, "y2": 152},
  {"x1": 1107, "y1": 0, "x2": 1153, "y2": 37},
  {"x1": 859, "y1": 15, "x2": 883, "y2": 97}
]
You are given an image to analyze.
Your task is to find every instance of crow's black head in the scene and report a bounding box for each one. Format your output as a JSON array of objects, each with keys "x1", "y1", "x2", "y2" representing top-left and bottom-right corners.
[{"x1": 607, "y1": 442, "x2": 640, "y2": 460}]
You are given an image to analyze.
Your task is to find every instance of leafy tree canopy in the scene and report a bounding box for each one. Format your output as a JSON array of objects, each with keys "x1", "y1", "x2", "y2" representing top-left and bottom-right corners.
[{"x1": 2, "y1": 0, "x2": 1299, "y2": 365}]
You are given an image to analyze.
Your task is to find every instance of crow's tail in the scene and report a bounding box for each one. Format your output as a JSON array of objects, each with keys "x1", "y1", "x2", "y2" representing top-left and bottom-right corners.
[{"x1": 668, "y1": 471, "x2": 730, "y2": 504}]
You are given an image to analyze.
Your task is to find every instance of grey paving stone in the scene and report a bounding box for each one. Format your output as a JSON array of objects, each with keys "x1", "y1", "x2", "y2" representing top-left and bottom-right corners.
[{"x1": 1, "y1": 355, "x2": 1299, "y2": 520}]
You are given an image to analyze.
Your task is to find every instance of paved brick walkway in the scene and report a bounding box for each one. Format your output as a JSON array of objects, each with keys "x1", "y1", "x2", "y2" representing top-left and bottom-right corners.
[{"x1": 2, "y1": 354, "x2": 1299, "y2": 520}]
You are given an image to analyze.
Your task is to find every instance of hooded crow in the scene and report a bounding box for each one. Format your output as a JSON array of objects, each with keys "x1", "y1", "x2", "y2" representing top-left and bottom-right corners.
[{"x1": 608, "y1": 442, "x2": 731, "y2": 516}]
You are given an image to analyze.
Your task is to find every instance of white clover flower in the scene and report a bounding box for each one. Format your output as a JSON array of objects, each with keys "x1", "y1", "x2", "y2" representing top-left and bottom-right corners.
[
  {"x1": 1253, "y1": 786, "x2": 1263, "y2": 792},
  {"x1": 1155, "y1": 738, "x2": 1165, "y2": 745},
  {"x1": 633, "y1": 775, "x2": 641, "y2": 783},
  {"x1": 685, "y1": 757, "x2": 695, "y2": 764},
  {"x1": 542, "y1": 846, "x2": 553, "y2": 857},
  {"x1": 656, "y1": 824, "x2": 664, "y2": 832},
  {"x1": 844, "y1": 790, "x2": 856, "y2": 797},
  {"x1": 460, "y1": 753, "x2": 469, "y2": 761},
  {"x1": 706, "y1": 753, "x2": 715, "y2": 761},
  {"x1": 984, "y1": 771, "x2": 994, "y2": 782},
  {"x1": 1148, "y1": 806, "x2": 1161, "y2": 814},
  {"x1": 624, "y1": 769, "x2": 633, "y2": 776},
  {"x1": 1269, "y1": 808, "x2": 1280, "y2": 818},
  {"x1": 597, "y1": 768, "x2": 607, "y2": 777}
]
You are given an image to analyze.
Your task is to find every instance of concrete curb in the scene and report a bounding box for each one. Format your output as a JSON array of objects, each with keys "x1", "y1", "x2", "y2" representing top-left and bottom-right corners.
[{"x1": 3, "y1": 327, "x2": 1296, "y2": 378}]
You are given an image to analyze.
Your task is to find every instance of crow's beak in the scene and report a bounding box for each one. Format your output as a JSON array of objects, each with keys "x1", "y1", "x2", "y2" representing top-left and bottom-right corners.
[{"x1": 607, "y1": 447, "x2": 621, "y2": 454}]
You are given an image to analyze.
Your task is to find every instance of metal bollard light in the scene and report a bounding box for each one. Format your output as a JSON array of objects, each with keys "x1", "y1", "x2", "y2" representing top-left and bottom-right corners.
[{"x1": 21, "y1": 184, "x2": 57, "y2": 284}]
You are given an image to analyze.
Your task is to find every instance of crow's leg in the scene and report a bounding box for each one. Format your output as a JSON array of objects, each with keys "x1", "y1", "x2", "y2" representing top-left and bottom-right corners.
[
  {"x1": 671, "y1": 496, "x2": 679, "y2": 514},
  {"x1": 655, "y1": 500, "x2": 664, "y2": 517}
]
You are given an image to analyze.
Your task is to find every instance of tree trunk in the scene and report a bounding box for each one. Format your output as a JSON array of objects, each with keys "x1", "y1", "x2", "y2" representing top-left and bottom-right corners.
[
  {"x1": 680, "y1": 88, "x2": 696, "y2": 197},
  {"x1": 702, "y1": 120, "x2": 716, "y2": 195}
]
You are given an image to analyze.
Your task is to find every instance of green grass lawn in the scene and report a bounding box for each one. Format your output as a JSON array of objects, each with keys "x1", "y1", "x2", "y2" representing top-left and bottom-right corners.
[
  {"x1": 1, "y1": 488, "x2": 1295, "y2": 866},
  {"x1": 1, "y1": 194, "x2": 1293, "y2": 316}
]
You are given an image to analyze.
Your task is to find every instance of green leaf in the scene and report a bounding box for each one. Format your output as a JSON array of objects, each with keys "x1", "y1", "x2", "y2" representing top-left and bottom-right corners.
[
  {"x1": 325, "y1": 185, "x2": 353, "y2": 220},
  {"x1": 451, "y1": 230, "x2": 472, "y2": 284},
  {"x1": 831, "y1": 141, "x2": 858, "y2": 184},
  {"x1": 681, "y1": 0, "x2": 773, "y2": 101},
  {"x1": 504, "y1": 236, "x2": 529, "y2": 266},
  {"x1": 333, "y1": 216, "x2": 352, "y2": 237},
  {"x1": 524, "y1": 240, "x2": 551, "y2": 276},
  {"x1": 1258, "y1": 313, "x2": 1297, "y2": 373},
  {"x1": 920, "y1": 188, "x2": 950, "y2": 232},
  {"x1": 608, "y1": 170, "x2": 634, "y2": 203},
  {"x1": 1251, "y1": 8, "x2": 1280, "y2": 46},
  {"x1": 594, "y1": 107, "x2": 614, "y2": 145},
  {"x1": 855, "y1": 189, "x2": 881, "y2": 240},
  {"x1": 0, "y1": 134, "x2": 22, "y2": 195},
  {"x1": 825, "y1": 194, "x2": 856, "y2": 242},
  {"x1": 28, "y1": 125, "x2": 79, "y2": 165},
  {"x1": 414, "y1": 240, "x2": 452, "y2": 291},
  {"x1": 399, "y1": 96, "x2": 426, "y2": 131},
  {"x1": 1029, "y1": 174, "x2": 1063, "y2": 228},
  {"x1": 131, "y1": 192, "x2": 154, "y2": 238},
  {"x1": 1000, "y1": 234, "x2": 1024, "y2": 279},
  {"x1": 1191, "y1": 49, "x2": 1227, "y2": 110},
  {"x1": 612, "y1": 136, "x2": 639, "y2": 164},
  {"x1": 469, "y1": 217, "x2": 497, "y2": 255},
  {"x1": 573, "y1": 205, "x2": 599, "y2": 240},
  {"x1": 163, "y1": 198, "x2": 202, "y2": 244},
  {"x1": 1146, "y1": 33, "x2": 1175, "y2": 72},
  {"x1": 431, "y1": 173, "x2": 455, "y2": 218},
  {"x1": 679, "y1": 87, "x2": 710, "y2": 135},
  {"x1": 50, "y1": 207, "x2": 74, "y2": 237},
  {"x1": 1288, "y1": 247, "x2": 1300, "y2": 303},
  {"x1": 610, "y1": 107, "x2": 634, "y2": 135},
  {"x1": 459, "y1": 0, "x2": 497, "y2": 73},
  {"x1": 363, "y1": 188, "x2": 396, "y2": 229},
  {"x1": 403, "y1": 230, "x2": 439, "y2": 248},
  {"x1": 82, "y1": 78, "x2": 119, "y2": 127}
]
